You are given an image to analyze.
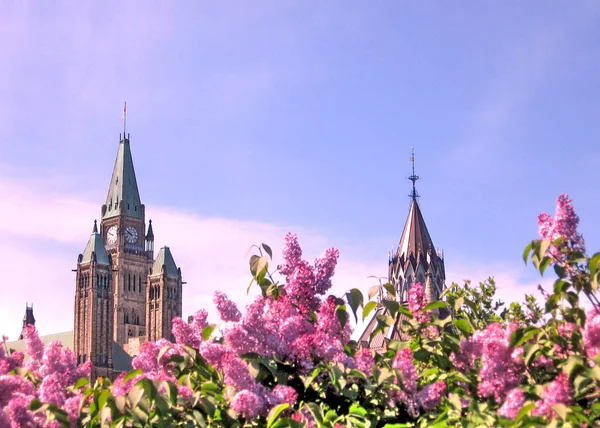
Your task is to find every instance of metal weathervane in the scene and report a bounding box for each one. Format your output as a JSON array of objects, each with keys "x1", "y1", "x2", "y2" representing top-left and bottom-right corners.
[{"x1": 408, "y1": 147, "x2": 420, "y2": 200}]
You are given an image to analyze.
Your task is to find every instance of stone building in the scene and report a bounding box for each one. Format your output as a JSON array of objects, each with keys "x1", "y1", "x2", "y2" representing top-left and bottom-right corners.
[
  {"x1": 359, "y1": 151, "x2": 446, "y2": 351},
  {"x1": 6, "y1": 133, "x2": 184, "y2": 380}
]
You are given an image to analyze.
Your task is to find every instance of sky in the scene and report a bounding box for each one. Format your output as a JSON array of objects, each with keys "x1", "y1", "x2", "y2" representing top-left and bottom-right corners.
[{"x1": 1, "y1": 1, "x2": 600, "y2": 339}]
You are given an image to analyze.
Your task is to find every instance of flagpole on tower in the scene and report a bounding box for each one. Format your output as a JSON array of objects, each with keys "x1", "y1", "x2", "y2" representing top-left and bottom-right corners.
[{"x1": 122, "y1": 102, "x2": 127, "y2": 137}]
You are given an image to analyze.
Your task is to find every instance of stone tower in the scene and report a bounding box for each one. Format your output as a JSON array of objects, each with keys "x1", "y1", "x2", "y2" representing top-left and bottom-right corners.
[
  {"x1": 19, "y1": 303, "x2": 36, "y2": 340},
  {"x1": 74, "y1": 133, "x2": 184, "y2": 375},
  {"x1": 99, "y1": 135, "x2": 154, "y2": 346},
  {"x1": 359, "y1": 150, "x2": 446, "y2": 350},
  {"x1": 73, "y1": 221, "x2": 114, "y2": 377},
  {"x1": 146, "y1": 246, "x2": 183, "y2": 343}
]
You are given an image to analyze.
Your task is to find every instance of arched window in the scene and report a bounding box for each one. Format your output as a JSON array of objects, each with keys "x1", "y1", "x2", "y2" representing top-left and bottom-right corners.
[
  {"x1": 128, "y1": 273, "x2": 131, "y2": 291},
  {"x1": 124, "y1": 312, "x2": 129, "y2": 323},
  {"x1": 139, "y1": 275, "x2": 142, "y2": 293}
]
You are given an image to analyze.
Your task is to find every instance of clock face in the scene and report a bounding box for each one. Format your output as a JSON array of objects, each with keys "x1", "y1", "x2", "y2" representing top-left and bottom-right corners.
[
  {"x1": 125, "y1": 226, "x2": 138, "y2": 244},
  {"x1": 106, "y1": 226, "x2": 118, "y2": 245}
]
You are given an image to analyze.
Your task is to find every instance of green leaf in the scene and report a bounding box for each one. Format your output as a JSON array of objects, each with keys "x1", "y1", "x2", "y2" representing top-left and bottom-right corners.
[
  {"x1": 270, "y1": 419, "x2": 304, "y2": 428},
  {"x1": 524, "y1": 343, "x2": 541, "y2": 366},
  {"x1": 97, "y1": 389, "x2": 110, "y2": 410},
  {"x1": 590, "y1": 252, "x2": 600, "y2": 292},
  {"x1": 349, "y1": 403, "x2": 368, "y2": 416},
  {"x1": 423, "y1": 300, "x2": 446, "y2": 312},
  {"x1": 368, "y1": 284, "x2": 381, "y2": 300},
  {"x1": 336, "y1": 305, "x2": 348, "y2": 328},
  {"x1": 383, "y1": 282, "x2": 396, "y2": 298},
  {"x1": 453, "y1": 296, "x2": 464, "y2": 312},
  {"x1": 362, "y1": 301, "x2": 377, "y2": 320},
  {"x1": 256, "y1": 256, "x2": 269, "y2": 278},
  {"x1": 262, "y1": 243, "x2": 273, "y2": 259},
  {"x1": 538, "y1": 239, "x2": 551, "y2": 259},
  {"x1": 305, "y1": 403, "x2": 325, "y2": 425},
  {"x1": 74, "y1": 377, "x2": 89, "y2": 389},
  {"x1": 123, "y1": 369, "x2": 143, "y2": 382},
  {"x1": 515, "y1": 402, "x2": 535, "y2": 422},
  {"x1": 202, "y1": 324, "x2": 216, "y2": 341},
  {"x1": 552, "y1": 403, "x2": 569, "y2": 420},
  {"x1": 523, "y1": 242, "x2": 533, "y2": 264},
  {"x1": 267, "y1": 403, "x2": 290, "y2": 427},
  {"x1": 345, "y1": 288, "x2": 364, "y2": 323},
  {"x1": 513, "y1": 327, "x2": 539, "y2": 347},
  {"x1": 539, "y1": 256, "x2": 552, "y2": 275},
  {"x1": 382, "y1": 299, "x2": 400, "y2": 316},
  {"x1": 452, "y1": 318, "x2": 473, "y2": 335}
]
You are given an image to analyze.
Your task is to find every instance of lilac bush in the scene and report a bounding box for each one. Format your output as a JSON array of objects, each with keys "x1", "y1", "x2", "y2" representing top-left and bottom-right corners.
[{"x1": 0, "y1": 194, "x2": 599, "y2": 426}]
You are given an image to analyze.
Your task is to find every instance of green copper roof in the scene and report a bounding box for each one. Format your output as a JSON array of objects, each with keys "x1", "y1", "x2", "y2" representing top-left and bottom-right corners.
[
  {"x1": 4, "y1": 331, "x2": 133, "y2": 373},
  {"x1": 81, "y1": 231, "x2": 110, "y2": 265},
  {"x1": 151, "y1": 247, "x2": 179, "y2": 277},
  {"x1": 103, "y1": 138, "x2": 143, "y2": 220}
]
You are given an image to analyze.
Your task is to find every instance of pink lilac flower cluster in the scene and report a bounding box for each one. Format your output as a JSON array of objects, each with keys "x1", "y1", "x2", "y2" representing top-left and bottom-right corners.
[
  {"x1": 214, "y1": 292, "x2": 242, "y2": 322},
  {"x1": 538, "y1": 193, "x2": 584, "y2": 261},
  {"x1": 532, "y1": 372, "x2": 573, "y2": 418},
  {"x1": 408, "y1": 283, "x2": 430, "y2": 323},
  {"x1": 390, "y1": 348, "x2": 445, "y2": 417},
  {"x1": 451, "y1": 323, "x2": 523, "y2": 403},
  {"x1": 583, "y1": 309, "x2": 600, "y2": 359},
  {"x1": 498, "y1": 388, "x2": 526, "y2": 419},
  {"x1": 162, "y1": 234, "x2": 351, "y2": 419},
  {"x1": 0, "y1": 325, "x2": 90, "y2": 427}
]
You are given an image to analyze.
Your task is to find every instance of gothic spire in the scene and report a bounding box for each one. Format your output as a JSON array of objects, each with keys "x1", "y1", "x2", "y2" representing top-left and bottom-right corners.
[
  {"x1": 103, "y1": 135, "x2": 142, "y2": 220},
  {"x1": 81, "y1": 221, "x2": 110, "y2": 265},
  {"x1": 396, "y1": 148, "x2": 434, "y2": 259},
  {"x1": 19, "y1": 303, "x2": 36, "y2": 340}
]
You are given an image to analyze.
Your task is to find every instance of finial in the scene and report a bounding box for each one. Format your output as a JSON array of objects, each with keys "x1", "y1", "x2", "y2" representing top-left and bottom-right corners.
[
  {"x1": 121, "y1": 102, "x2": 127, "y2": 137},
  {"x1": 93, "y1": 220, "x2": 98, "y2": 233},
  {"x1": 408, "y1": 146, "x2": 420, "y2": 201}
]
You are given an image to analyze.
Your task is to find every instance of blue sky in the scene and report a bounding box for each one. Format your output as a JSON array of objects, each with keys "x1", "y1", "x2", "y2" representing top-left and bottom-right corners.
[{"x1": 1, "y1": 1, "x2": 600, "y2": 338}]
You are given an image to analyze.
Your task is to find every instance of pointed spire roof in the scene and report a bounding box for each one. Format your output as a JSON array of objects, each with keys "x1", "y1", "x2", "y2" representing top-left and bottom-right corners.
[
  {"x1": 81, "y1": 221, "x2": 110, "y2": 265},
  {"x1": 151, "y1": 246, "x2": 179, "y2": 277},
  {"x1": 103, "y1": 136, "x2": 142, "y2": 220},
  {"x1": 22, "y1": 303, "x2": 35, "y2": 325},
  {"x1": 395, "y1": 149, "x2": 435, "y2": 259},
  {"x1": 146, "y1": 219, "x2": 154, "y2": 240},
  {"x1": 396, "y1": 199, "x2": 436, "y2": 259}
]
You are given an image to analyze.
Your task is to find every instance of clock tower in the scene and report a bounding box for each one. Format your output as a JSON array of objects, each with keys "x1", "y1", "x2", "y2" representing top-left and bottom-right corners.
[
  {"x1": 73, "y1": 130, "x2": 184, "y2": 378},
  {"x1": 99, "y1": 134, "x2": 153, "y2": 346}
]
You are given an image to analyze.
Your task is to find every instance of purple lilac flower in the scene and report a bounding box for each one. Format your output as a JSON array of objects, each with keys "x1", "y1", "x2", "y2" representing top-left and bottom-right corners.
[
  {"x1": 214, "y1": 292, "x2": 242, "y2": 322},
  {"x1": 498, "y1": 388, "x2": 526, "y2": 419},
  {"x1": 0, "y1": 375, "x2": 34, "y2": 407},
  {"x1": 537, "y1": 194, "x2": 584, "y2": 260},
  {"x1": 279, "y1": 233, "x2": 303, "y2": 275},
  {"x1": 6, "y1": 393, "x2": 36, "y2": 427},
  {"x1": 356, "y1": 348, "x2": 374, "y2": 377},
  {"x1": 408, "y1": 283, "x2": 430, "y2": 323},
  {"x1": 416, "y1": 381, "x2": 446, "y2": 411},
  {"x1": 0, "y1": 408, "x2": 9, "y2": 428},
  {"x1": 272, "y1": 385, "x2": 298, "y2": 406},
  {"x1": 392, "y1": 348, "x2": 417, "y2": 395},
  {"x1": 532, "y1": 372, "x2": 573, "y2": 418},
  {"x1": 313, "y1": 248, "x2": 339, "y2": 295},
  {"x1": 473, "y1": 323, "x2": 523, "y2": 402},
  {"x1": 64, "y1": 394, "x2": 82, "y2": 426},
  {"x1": 22, "y1": 325, "x2": 44, "y2": 373},
  {"x1": 584, "y1": 309, "x2": 600, "y2": 358},
  {"x1": 230, "y1": 390, "x2": 265, "y2": 419},
  {"x1": 172, "y1": 317, "x2": 200, "y2": 348}
]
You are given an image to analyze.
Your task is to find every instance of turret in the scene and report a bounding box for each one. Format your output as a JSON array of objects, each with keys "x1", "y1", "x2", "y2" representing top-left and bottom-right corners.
[
  {"x1": 145, "y1": 220, "x2": 155, "y2": 254},
  {"x1": 19, "y1": 303, "x2": 36, "y2": 340}
]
